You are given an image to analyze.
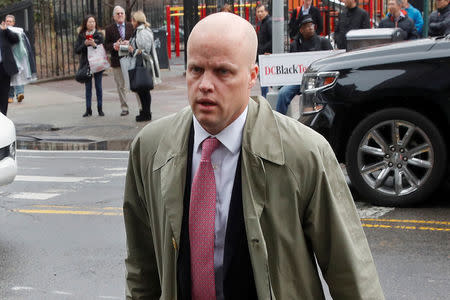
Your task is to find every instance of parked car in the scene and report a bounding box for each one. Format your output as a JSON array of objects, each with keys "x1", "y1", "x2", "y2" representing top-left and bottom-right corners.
[
  {"x1": 299, "y1": 34, "x2": 450, "y2": 206},
  {"x1": 156, "y1": 24, "x2": 185, "y2": 50},
  {"x1": 0, "y1": 113, "x2": 17, "y2": 186}
]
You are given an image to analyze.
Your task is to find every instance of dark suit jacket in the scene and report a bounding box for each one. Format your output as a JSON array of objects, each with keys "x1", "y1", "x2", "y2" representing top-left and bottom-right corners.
[
  {"x1": 0, "y1": 28, "x2": 20, "y2": 76},
  {"x1": 177, "y1": 125, "x2": 257, "y2": 300},
  {"x1": 104, "y1": 22, "x2": 134, "y2": 67},
  {"x1": 289, "y1": 6, "x2": 323, "y2": 39}
]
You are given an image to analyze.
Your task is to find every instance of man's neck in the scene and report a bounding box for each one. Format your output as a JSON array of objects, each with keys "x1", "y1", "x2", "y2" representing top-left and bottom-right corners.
[
  {"x1": 393, "y1": 11, "x2": 401, "y2": 18},
  {"x1": 303, "y1": 4, "x2": 311, "y2": 10},
  {"x1": 117, "y1": 22, "x2": 124, "y2": 26}
]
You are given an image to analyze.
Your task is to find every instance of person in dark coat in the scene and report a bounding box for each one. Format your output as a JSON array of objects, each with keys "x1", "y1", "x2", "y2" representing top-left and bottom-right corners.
[
  {"x1": 0, "y1": 21, "x2": 19, "y2": 116},
  {"x1": 276, "y1": 16, "x2": 333, "y2": 115},
  {"x1": 75, "y1": 15, "x2": 105, "y2": 117},
  {"x1": 379, "y1": 0, "x2": 419, "y2": 40},
  {"x1": 104, "y1": 6, "x2": 134, "y2": 116},
  {"x1": 334, "y1": 0, "x2": 371, "y2": 49},
  {"x1": 288, "y1": 0, "x2": 323, "y2": 39},
  {"x1": 256, "y1": 3, "x2": 272, "y2": 99},
  {"x1": 428, "y1": 0, "x2": 450, "y2": 37}
]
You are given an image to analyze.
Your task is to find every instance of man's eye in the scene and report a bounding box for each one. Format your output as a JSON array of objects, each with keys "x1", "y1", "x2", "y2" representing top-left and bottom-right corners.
[
  {"x1": 217, "y1": 68, "x2": 230, "y2": 75},
  {"x1": 191, "y1": 67, "x2": 203, "y2": 74}
]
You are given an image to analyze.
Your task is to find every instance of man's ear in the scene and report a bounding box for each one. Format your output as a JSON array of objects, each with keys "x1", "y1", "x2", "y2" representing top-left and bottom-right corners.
[{"x1": 249, "y1": 63, "x2": 259, "y2": 89}]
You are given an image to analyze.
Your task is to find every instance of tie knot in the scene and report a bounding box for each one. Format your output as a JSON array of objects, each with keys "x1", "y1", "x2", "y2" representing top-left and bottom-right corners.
[{"x1": 200, "y1": 137, "x2": 220, "y2": 161}]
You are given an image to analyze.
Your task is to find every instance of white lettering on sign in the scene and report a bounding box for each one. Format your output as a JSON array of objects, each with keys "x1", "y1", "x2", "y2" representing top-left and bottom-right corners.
[{"x1": 258, "y1": 50, "x2": 344, "y2": 87}]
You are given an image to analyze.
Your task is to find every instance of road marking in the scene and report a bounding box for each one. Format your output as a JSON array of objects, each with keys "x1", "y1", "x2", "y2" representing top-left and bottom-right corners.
[
  {"x1": 11, "y1": 286, "x2": 34, "y2": 291},
  {"x1": 15, "y1": 175, "x2": 101, "y2": 183},
  {"x1": 362, "y1": 223, "x2": 450, "y2": 232},
  {"x1": 361, "y1": 218, "x2": 450, "y2": 226},
  {"x1": 14, "y1": 206, "x2": 450, "y2": 234},
  {"x1": 52, "y1": 290, "x2": 73, "y2": 295},
  {"x1": 9, "y1": 192, "x2": 59, "y2": 200},
  {"x1": 104, "y1": 168, "x2": 127, "y2": 171},
  {"x1": 108, "y1": 172, "x2": 126, "y2": 177},
  {"x1": 32, "y1": 205, "x2": 122, "y2": 210},
  {"x1": 18, "y1": 149, "x2": 128, "y2": 154},
  {"x1": 17, "y1": 155, "x2": 127, "y2": 160},
  {"x1": 99, "y1": 296, "x2": 121, "y2": 299},
  {"x1": 14, "y1": 209, "x2": 123, "y2": 216}
]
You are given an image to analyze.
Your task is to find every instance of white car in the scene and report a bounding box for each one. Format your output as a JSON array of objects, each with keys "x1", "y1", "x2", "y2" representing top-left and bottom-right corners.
[{"x1": 0, "y1": 113, "x2": 17, "y2": 186}]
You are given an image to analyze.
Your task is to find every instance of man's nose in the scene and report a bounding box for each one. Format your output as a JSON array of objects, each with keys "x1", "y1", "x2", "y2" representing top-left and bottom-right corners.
[{"x1": 199, "y1": 72, "x2": 214, "y2": 92}]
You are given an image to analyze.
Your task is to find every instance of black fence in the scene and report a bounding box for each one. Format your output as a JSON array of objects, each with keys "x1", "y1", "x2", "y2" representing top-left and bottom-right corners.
[{"x1": 1, "y1": 0, "x2": 167, "y2": 80}]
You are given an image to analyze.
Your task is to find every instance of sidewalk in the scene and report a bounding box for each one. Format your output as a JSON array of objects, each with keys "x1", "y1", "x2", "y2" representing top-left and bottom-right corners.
[{"x1": 7, "y1": 56, "x2": 296, "y2": 150}]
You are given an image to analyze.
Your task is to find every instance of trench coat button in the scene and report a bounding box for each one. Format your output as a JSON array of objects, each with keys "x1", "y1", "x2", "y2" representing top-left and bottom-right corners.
[
  {"x1": 172, "y1": 237, "x2": 177, "y2": 250},
  {"x1": 251, "y1": 238, "x2": 259, "y2": 247}
]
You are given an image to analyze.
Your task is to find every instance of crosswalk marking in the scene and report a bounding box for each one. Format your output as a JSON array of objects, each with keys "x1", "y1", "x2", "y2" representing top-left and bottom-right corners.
[
  {"x1": 15, "y1": 175, "x2": 100, "y2": 183},
  {"x1": 9, "y1": 192, "x2": 59, "y2": 200}
]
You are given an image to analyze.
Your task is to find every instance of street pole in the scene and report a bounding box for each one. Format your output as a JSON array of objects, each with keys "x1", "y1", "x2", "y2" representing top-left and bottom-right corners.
[
  {"x1": 423, "y1": 0, "x2": 429, "y2": 37},
  {"x1": 272, "y1": 0, "x2": 284, "y2": 54},
  {"x1": 183, "y1": 0, "x2": 199, "y2": 70}
]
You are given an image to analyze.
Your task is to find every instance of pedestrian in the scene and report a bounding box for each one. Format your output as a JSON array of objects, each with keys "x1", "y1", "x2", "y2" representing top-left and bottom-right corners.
[
  {"x1": 428, "y1": 0, "x2": 450, "y2": 37},
  {"x1": 75, "y1": 15, "x2": 105, "y2": 117},
  {"x1": 402, "y1": 0, "x2": 424, "y2": 36},
  {"x1": 276, "y1": 16, "x2": 332, "y2": 115},
  {"x1": 288, "y1": 0, "x2": 323, "y2": 39},
  {"x1": 123, "y1": 12, "x2": 384, "y2": 299},
  {"x1": 0, "y1": 20, "x2": 19, "y2": 116},
  {"x1": 5, "y1": 15, "x2": 24, "y2": 105},
  {"x1": 104, "y1": 6, "x2": 134, "y2": 116},
  {"x1": 334, "y1": 0, "x2": 371, "y2": 49},
  {"x1": 379, "y1": 0, "x2": 419, "y2": 40},
  {"x1": 127, "y1": 10, "x2": 161, "y2": 122},
  {"x1": 256, "y1": 3, "x2": 271, "y2": 99},
  {"x1": 220, "y1": 3, "x2": 233, "y2": 13}
]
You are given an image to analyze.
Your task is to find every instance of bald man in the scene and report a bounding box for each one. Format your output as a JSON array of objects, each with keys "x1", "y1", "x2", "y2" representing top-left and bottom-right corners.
[{"x1": 123, "y1": 12, "x2": 384, "y2": 300}]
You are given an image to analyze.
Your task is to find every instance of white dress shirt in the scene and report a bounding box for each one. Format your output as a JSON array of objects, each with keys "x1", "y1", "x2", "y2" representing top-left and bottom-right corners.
[
  {"x1": 192, "y1": 105, "x2": 248, "y2": 300},
  {"x1": 302, "y1": 5, "x2": 310, "y2": 15}
]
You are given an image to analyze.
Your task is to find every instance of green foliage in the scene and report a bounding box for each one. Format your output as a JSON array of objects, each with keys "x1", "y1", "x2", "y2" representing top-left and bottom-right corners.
[{"x1": 0, "y1": 0, "x2": 17, "y2": 7}]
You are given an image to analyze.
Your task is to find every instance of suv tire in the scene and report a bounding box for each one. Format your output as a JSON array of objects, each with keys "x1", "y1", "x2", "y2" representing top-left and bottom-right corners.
[{"x1": 345, "y1": 108, "x2": 447, "y2": 206}]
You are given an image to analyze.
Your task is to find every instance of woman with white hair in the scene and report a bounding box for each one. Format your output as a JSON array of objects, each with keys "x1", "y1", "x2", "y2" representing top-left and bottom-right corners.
[{"x1": 128, "y1": 10, "x2": 161, "y2": 122}]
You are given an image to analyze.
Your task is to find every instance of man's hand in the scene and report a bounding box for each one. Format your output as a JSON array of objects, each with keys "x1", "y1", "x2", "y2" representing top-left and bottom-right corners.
[
  {"x1": 113, "y1": 38, "x2": 122, "y2": 51},
  {"x1": 0, "y1": 22, "x2": 6, "y2": 30}
]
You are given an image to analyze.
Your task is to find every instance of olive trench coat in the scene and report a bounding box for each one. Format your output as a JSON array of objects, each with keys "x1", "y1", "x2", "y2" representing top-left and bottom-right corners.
[{"x1": 123, "y1": 96, "x2": 385, "y2": 300}]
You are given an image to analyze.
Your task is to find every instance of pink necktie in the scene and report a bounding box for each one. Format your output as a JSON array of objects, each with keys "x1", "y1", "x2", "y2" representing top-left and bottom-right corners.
[{"x1": 189, "y1": 137, "x2": 221, "y2": 300}]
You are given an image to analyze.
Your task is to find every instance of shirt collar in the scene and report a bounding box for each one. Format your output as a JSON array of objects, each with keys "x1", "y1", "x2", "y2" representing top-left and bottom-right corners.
[
  {"x1": 193, "y1": 105, "x2": 248, "y2": 155},
  {"x1": 116, "y1": 23, "x2": 125, "y2": 27}
]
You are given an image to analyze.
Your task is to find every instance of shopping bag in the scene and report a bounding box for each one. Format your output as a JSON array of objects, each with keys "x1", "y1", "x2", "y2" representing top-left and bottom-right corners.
[
  {"x1": 87, "y1": 44, "x2": 110, "y2": 73},
  {"x1": 128, "y1": 54, "x2": 154, "y2": 92}
]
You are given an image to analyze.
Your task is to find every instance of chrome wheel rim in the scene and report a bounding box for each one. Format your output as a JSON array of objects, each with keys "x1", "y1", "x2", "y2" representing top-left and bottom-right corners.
[{"x1": 357, "y1": 120, "x2": 434, "y2": 197}]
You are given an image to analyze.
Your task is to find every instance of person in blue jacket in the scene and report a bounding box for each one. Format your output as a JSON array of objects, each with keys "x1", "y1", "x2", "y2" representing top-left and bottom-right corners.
[{"x1": 402, "y1": 0, "x2": 424, "y2": 36}]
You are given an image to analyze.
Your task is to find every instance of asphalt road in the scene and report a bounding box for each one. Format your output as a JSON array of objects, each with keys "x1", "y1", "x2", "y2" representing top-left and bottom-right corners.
[{"x1": 0, "y1": 150, "x2": 448, "y2": 299}]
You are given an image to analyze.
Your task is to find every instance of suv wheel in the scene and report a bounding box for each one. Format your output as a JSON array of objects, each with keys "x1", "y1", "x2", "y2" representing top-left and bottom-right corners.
[{"x1": 345, "y1": 108, "x2": 447, "y2": 206}]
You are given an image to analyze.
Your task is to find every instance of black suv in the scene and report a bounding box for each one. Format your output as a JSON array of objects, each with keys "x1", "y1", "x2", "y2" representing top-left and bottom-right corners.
[{"x1": 300, "y1": 35, "x2": 450, "y2": 206}]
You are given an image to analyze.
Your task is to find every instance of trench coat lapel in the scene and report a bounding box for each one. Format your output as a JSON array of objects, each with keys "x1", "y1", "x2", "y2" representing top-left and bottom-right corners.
[
  {"x1": 242, "y1": 96, "x2": 285, "y2": 219},
  {"x1": 241, "y1": 97, "x2": 284, "y2": 299},
  {"x1": 153, "y1": 107, "x2": 193, "y2": 246}
]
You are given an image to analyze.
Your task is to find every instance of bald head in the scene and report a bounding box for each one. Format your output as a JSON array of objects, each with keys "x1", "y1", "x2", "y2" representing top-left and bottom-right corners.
[{"x1": 187, "y1": 12, "x2": 258, "y2": 67}]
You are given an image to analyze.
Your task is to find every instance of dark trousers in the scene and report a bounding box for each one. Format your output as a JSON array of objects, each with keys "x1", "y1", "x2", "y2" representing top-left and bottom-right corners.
[
  {"x1": 85, "y1": 71, "x2": 103, "y2": 109},
  {"x1": 137, "y1": 90, "x2": 151, "y2": 115},
  {"x1": 0, "y1": 63, "x2": 11, "y2": 116}
]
